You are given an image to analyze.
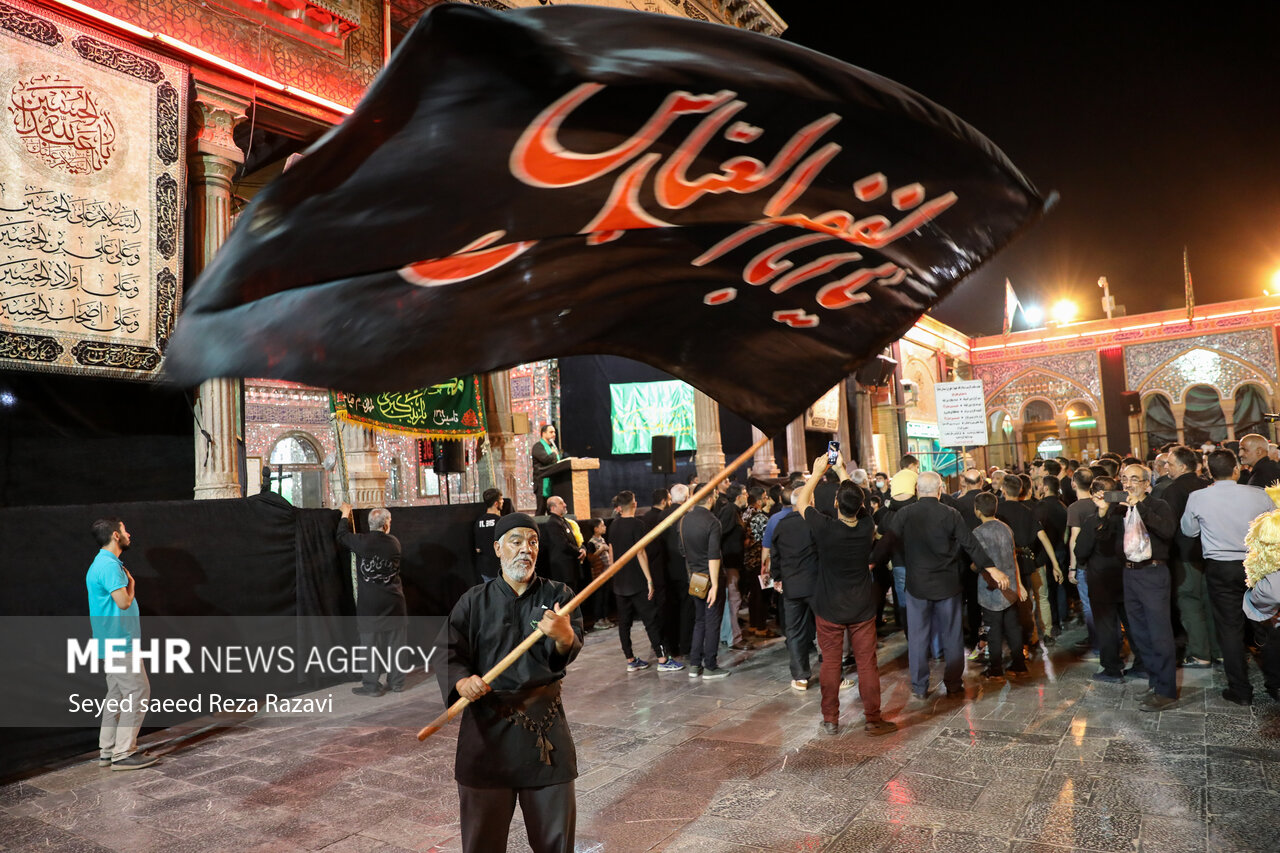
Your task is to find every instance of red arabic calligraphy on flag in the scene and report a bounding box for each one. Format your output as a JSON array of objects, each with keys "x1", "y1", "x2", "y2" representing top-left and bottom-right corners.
[{"x1": 400, "y1": 81, "x2": 957, "y2": 327}]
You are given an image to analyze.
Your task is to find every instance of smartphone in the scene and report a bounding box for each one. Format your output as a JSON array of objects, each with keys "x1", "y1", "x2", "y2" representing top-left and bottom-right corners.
[
  {"x1": 827, "y1": 440, "x2": 840, "y2": 466},
  {"x1": 1103, "y1": 490, "x2": 1127, "y2": 503}
]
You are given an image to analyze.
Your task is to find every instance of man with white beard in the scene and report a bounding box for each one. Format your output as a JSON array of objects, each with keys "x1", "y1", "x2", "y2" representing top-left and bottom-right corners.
[{"x1": 439, "y1": 513, "x2": 584, "y2": 852}]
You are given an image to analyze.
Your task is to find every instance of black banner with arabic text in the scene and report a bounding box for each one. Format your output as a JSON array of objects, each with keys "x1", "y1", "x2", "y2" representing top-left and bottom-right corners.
[{"x1": 165, "y1": 4, "x2": 1043, "y2": 435}]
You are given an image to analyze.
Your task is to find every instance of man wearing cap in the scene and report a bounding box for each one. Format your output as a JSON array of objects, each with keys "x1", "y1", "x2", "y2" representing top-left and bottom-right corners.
[{"x1": 439, "y1": 513, "x2": 584, "y2": 853}]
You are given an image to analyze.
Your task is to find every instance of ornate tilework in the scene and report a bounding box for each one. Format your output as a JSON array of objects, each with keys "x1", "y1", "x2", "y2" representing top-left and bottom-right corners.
[
  {"x1": 973, "y1": 350, "x2": 1101, "y2": 401},
  {"x1": 1125, "y1": 329, "x2": 1277, "y2": 392},
  {"x1": 1141, "y1": 350, "x2": 1273, "y2": 404},
  {"x1": 986, "y1": 371, "x2": 1096, "y2": 421}
]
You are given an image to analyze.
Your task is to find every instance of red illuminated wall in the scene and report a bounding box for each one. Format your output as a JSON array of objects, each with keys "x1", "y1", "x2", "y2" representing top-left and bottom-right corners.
[{"x1": 79, "y1": 0, "x2": 383, "y2": 107}]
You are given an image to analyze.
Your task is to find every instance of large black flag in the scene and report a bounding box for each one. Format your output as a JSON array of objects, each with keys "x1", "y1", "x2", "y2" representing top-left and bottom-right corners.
[{"x1": 165, "y1": 4, "x2": 1043, "y2": 435}]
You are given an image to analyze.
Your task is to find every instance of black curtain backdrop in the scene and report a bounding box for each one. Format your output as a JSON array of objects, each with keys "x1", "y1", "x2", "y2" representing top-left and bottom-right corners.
[
  {"x1": 1184, "y1": 385, "x2": 1227, "y2": 446},
  {"x1": 0, "y1": 495, "x2": 480, "y2": 780},
  {"x1": 558, "y1": 355, "x2": 783, "y2": 508},
  {"x1": 1233, "y1": 384, "x2": 1270, "y2": 441},
  {"x1": 0, "y1": 371, "x2": 195, "y2": 507},
  {"x1": 1144, "y1": 394, "x2": 1178, "y2": 449}
]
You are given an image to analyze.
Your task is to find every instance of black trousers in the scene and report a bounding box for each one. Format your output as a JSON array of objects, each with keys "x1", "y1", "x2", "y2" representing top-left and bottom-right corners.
[
  {"x1": 661, "y1": 573, "x2": 690, "y2": 655},
  {"x1": 782, "y1": 595, "x2": 816, "y2": 680},
  {"x1": 458, "y1": 780, "x2": 575, "y2": 853},
  {"x1": 1206, "y1": 558, "x2": 1255, "y2": 697},
  {"x1": 358, "y1": 622, "x2": 407, "y2": 690},
  {"x1": 982, "y1": 606, "x2": 1023, "y2": 674},
  {"x1": 1091, "y1": 597, "x2": 1136, "y2": 676},
  {"x1": 1123, "y1": 562, "x2": 1178, "y2": 699},
  {"x1": 962, "y1": 568, "x2": 982, "y2": 646},
  {"x1": 616, "y1": 589, "x2": 665, "y2": 660}
]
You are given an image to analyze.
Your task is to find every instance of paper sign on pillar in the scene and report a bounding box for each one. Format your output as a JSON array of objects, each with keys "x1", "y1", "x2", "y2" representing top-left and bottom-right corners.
[{"x1": 934, "y1": 381, "x2": 988, "y2": 447}]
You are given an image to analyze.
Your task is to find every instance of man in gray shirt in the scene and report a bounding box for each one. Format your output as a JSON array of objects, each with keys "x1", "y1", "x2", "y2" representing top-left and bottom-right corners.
[{"x1": 1181, "y1": 448, "x2": 1276, "y2": 705}]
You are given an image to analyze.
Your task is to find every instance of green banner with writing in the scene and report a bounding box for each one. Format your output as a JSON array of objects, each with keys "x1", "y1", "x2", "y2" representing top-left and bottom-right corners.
[
  {"x1": 610, "y1": 380, "x2": 696, "y2": 455},
  {"x1": 331, "y1": 376, "x2": 485, "y2": 440}
]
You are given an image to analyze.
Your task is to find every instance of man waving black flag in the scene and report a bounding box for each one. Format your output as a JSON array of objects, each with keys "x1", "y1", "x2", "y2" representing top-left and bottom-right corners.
[{"x1": 165, "y1": 4, "x2": 1043, "y2": 434}]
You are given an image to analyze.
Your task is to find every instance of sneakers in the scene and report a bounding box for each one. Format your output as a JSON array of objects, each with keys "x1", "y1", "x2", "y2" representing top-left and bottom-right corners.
[
  {"x1": 819, "y1": 721, "x2": 839, "y2": 736},
  {"x1": 791, "y1": 679, "x2": 810, "y2": 691},
  {"x1": 1125, "y1": 666, "x2": 1148, "y2": 680},
  {"x1": 627, "y1": 658, "x2": 651, "y2": 673},
  {"x1": 98, "y1": 750, "x2": 112, "y2": 767},
  {"x1": 351, "y1": 685, "x2": 384, "y2": 697},
  {"x1": 110, "y1": 753, "x2": 158, "y2": 771},
  {"x1": 594, "y1": 619, "x2": 615, "y2": 631},
  {"x1": 839, "y1": 678, "x2": 856, "y2": 691},
  {"x1": 701, "y1": 667, "x2": 732, "y2": 679},
  {"x1": 1092, "y1": 671, "x2": 1125, "y2": 683},
  {"x1": 864, "y1": 719, "x2": 898, "y2": 736},
  {"x1": 657, "y1": 659, "x2": 685, "y2": 673},
  {"x1": 1139, "y1": 693, "x2": 1178, "y2": 712},
  {"x1": 688, "y1": 665, "x2": 703, "y2": 678},
  {"x1": 1182, "y1": 656, "x2": 1213, "y2": 669},
  {"x1": 968, "y1": 644, "x2": 988, "y2": 662}
]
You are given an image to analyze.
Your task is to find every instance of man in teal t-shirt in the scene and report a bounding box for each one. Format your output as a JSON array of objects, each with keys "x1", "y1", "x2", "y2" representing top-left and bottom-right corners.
[{"x1": 86, "y1": 518, "x2": 157, "y2": 770}]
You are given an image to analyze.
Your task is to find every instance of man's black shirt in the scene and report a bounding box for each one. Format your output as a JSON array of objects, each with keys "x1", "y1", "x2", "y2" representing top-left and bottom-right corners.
[
  {"x1": 953, "y1": 490, "x2": 981, "y2": 530},
  {"x1": 1034, "y1": 496, "x2": 1068, "y2": 552},
  {"x1": 715, "y1": 500, "x2": 744, "y2": 568},
  {"x1": 608, "y1": 516, "x2": 648, "y2": 596},
  {"x1": 888, "y1": 498, "x2": 993, "y2": 600},
  {"x1": 769, "y1": 509, "x2": 819, "y2": 599},
  {"x1": 996, "y1": 499, "x2": 1043, "y2": 574},
  {"x1": 1162, "y1": 471, "x2": 1207, "y2": 562},
  {"x1": 473, "y1": 513, "x2": 500, "y2": 580},
  {"x1": 1241, "y1": 456, "x2": 1280, "y2": 489},
  {"x1": 803, "y1": 508, "x2": 876, "y2": 624},
  {"x1": 679, "y1": 505, "x2": 722, "y2": 572}
]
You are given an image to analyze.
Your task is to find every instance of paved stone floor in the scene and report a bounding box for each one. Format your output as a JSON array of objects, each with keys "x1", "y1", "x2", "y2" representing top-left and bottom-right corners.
[{"x1": 3, "y1": 620, "x2": 1280, "y2": 852}]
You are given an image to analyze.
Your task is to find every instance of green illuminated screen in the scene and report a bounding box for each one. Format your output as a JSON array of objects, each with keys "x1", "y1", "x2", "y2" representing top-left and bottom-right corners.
[{"x1": 610, "y1": 380, "x2": 697, "y2": 455}]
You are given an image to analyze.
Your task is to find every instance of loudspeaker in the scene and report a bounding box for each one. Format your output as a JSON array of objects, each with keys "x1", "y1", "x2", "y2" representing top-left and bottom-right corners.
[
  {"x1": 651, "y1": 435, "x2": 676, "y2": 474},
  {"x1": 1121, "y1": 391, "x2": 1141, "y2": 415},
  {"x1": 854, "y1": 353, "x2": 897, "y2": 387},
  {"x1": 433, "y1": 440, "x2": 466, "y2": 474}
]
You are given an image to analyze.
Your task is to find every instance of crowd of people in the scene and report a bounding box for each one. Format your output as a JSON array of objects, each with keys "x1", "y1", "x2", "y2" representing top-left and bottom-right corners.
[{"x1": 472, "y1": 434, "x2": 1280, "y2": 728}]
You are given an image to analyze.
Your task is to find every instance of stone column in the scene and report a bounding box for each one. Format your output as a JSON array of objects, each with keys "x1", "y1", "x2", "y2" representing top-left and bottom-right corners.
[
  {"x1": 189, "y1": 83, "x2": 249, "y2": 500},
  {"x1": 337, "y1": 421, "x2": 389, "y2": 505},
  {"x1": 1221, "y1": 397, "x2": 1237, "y2": 440},
  {"x1": 693, "y1": 389, "x2": 725, "y2": 482},
  {"x1": 482, "y1": 370, "x2": 521, "y2": 503},
  {"x1": 837, "y1": 381, "x2": 855, "y2": 468},
  {"x1": 1171, "y1": 402, "x2": 1187, "y2": 444},
  {"x1": 1010, "y1": 419, "x2": 1025, "y2": 469},
  {"x1": 750, "y1": 426, "x2": 779, "y2": 479},
  {"x1": 853, "y1": 383, "x2": 877, "y2": 476},
  {"x1": 786, "y1": 415, "x2": 807, "y2": 474}
]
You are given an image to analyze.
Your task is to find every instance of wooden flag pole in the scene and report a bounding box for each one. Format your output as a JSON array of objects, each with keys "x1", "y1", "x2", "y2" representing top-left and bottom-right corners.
[{"x1": 417, "y1": 431, "x2": 773, "y2": 741}]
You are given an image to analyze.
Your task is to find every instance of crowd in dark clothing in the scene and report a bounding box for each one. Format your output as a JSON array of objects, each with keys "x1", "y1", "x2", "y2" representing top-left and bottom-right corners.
[{"x1": 465, "y1": 432, "x2": 1280, "y2": 736}]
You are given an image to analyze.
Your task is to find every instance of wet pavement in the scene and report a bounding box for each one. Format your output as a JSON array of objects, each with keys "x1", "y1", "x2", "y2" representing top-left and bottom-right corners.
[{"x1": 2, "y1": 620, "x2": 1278, "y2": 852}]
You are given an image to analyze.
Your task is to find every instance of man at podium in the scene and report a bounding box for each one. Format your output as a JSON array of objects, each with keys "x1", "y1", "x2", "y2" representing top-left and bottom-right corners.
[{"x1": 531, "y1": 423, "x2": 562, "y2": 515}]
